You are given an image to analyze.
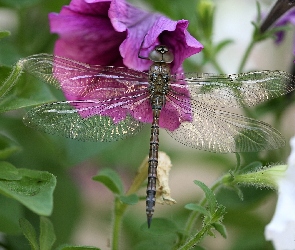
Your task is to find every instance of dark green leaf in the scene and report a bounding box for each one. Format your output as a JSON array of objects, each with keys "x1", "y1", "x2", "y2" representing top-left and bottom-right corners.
[
  {"x1": 133, "y1": 240, "x2": 174, "y2": 250},
  {"x1": 184, "y1": 203, "x2": 210, "y2": 216},
  {"x1": 92, "y1": 168, "x2": 124, "y2": 195},
  {"x1": 39, "y1": 216, "x2": 56, "y2": 250},
  {"x1": 0, "y1": 30, "x2": 10, "y2": 39},
  {"x1": 0, "y1": 133, "x2": 21, "y2": 159},
  {"x1": 0, "y1": 0, "x2": 45, "y2": 8},
  {"x1": 193, "y1": 180, "x2": 217, "y2": 214},
  {"x1": 119, "y1": 194, "x2": 139, "y2": 205},
  {"x1": 58, "y1": 246, "x2": 101, "y2": 250},
  {"x1": 0, "y1": 195, "x2": 22, "y2": 234},
  {"x1": 19, "y1": 218, "x2": 39, "y2": 250},
  {"x1": 0, "y1": 165, "x2": 56, "y2": 215},
  {"x1": 140, "y1": 218, "x2": 178, "y2": 235},
  {"x1": 212, "y1": 222, "x2": 227, "y2": 238},
  {"x1": 0, "y1": 68, "x2": 56, "y2": 113}
]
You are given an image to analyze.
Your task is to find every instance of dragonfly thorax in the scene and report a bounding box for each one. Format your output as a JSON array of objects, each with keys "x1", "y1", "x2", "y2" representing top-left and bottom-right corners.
[{"x1": 148, "y1": 62, "x2": 170, "y2": 110}]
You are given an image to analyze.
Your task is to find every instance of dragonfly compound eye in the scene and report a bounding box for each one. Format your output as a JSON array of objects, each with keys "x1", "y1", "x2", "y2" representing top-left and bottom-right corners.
[{"x1": 149, "y1": 45, "x2": 174, "y2": 63}]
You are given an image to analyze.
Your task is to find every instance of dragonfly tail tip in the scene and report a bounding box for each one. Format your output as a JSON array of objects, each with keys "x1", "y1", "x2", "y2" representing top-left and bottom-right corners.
[{"x1": 147, "y1": 215, "x2": 153, "y2": 228}]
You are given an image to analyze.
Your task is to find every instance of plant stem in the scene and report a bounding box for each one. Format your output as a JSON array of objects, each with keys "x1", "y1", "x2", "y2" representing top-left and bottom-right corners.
[
  {"x1": 237, "y1": 40, "x2": 255, "y2": 73},
  {"x1": 111, "y1": 157, "x2": 148, "y2": 249},
  {"x1": 211, "y1": 57, "x2": 225, "y2": 74},
  {"x1": 179, "y1": 223, "x2": 213, "y2": 250},
  {"x1": 112, "y1": 197, "x2": 125, "y2": 250},
  {"x1": 180, "y1": 179, "x2": 223, "y2": 245},
  {"x1": 0, "y1": 61, "x2": 23, "y2": 98}
]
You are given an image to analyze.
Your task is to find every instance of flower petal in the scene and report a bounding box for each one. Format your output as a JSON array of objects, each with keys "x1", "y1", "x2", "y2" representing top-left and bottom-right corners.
[
  {"x1": 49, "y1": 0, "x2": 126, "y2": 66},
  {"x1": 265, "y1": 136, "x2": 295, "y2": 249}
]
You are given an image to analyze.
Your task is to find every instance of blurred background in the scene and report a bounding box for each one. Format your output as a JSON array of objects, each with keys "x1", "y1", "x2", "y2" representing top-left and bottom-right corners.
[{"x1": 0, "y1": 0, "x2": 295, "y2": 249}]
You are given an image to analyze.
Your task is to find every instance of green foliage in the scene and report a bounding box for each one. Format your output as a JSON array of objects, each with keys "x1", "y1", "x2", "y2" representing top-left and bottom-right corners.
[
  {"x1": 0, "y1": 195, "x2": 23, "y2": 234},
  {"x1": 0, "y1": 133, "x2": 21, "y2": 159},
  {"x1": 0, "y1": 30, "x2": 10, "y2": 39},
  {"x1": 19, "y1": 218, "x2": 39, "y2": 250},
  {"x1": 20, "y1": 217, "x2": 102, "y2": 250},
  {"x1": 0, "y1": 0, "x2": 294, "y2": 249},
  {"x1": 0, "y1": 162, "x2": 56, "y2": 215},
  {"x1": 58, "y1": 247, "x2": 100, "y2": 250},
  {"x1": 93, "y1": 168, "x2": 124, "y2": 195}
]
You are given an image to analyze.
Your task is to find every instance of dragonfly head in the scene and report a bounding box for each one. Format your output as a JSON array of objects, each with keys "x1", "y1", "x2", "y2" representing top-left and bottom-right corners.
[{"x1": 149, "y1": 45, "x2": 174, "y2": 63}]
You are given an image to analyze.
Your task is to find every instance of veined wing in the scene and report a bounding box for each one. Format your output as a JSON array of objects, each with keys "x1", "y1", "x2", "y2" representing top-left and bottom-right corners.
[
  {"x1": 166, "y1": 99, "x2": 285, "y2": 153},
  {"x1": 23, "y1": 100, "x2": 144, "y2": 142},
  {"x1": 170, "y1": 71, "x2": 295, "y2": 107},
  {"x1": 20, "y1": 53, "x2": 149, "y2": 98}
]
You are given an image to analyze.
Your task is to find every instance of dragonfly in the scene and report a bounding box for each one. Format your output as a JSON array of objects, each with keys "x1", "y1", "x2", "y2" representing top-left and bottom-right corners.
[{"x1": 20, "y1": 45, "x2": 294, "y2": 227}]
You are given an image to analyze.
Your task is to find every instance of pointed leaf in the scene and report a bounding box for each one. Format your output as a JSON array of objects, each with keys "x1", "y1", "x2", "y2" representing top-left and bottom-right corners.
[
  {"x1": 39, "y1": 217, "x2": 56, "y2": 250},
  {"x1": 19, "y1": 218, "x2": 39, "y2": 250},
  {"x1": 92, "y1": 168, "x2": 123, "y2": 195},
  {"x1": 119, "y1": 194, "x2": 139, "y2": 205},
  {"x1": 184, "y1": 203, "x2": 210, "y2": 216},
  {"x1": 212, "y1": 222, "x2": 227, "y2": 238},
  {"x1": 0, "y1": 133, "x2": 21, "y2": 159},
  {"x1": 193, "y1": 180, "x2": 217, "y2": 214},
  {"x1": 0, "y1": 164, "x2": 56, "y2": 215}
]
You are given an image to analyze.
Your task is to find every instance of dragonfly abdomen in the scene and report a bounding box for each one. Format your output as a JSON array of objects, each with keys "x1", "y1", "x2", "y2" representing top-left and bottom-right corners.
[{"x1": 146, "y1": 109, "x2": 161, "y2": 228}]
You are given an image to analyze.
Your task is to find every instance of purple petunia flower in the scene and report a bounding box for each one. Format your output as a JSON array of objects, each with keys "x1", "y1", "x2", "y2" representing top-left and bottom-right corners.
[
  {"x1": 49, "y1": 0, "x2": 203, "y2": 131},
  {"x1": 273, "y1": 8, "x2": 295, "y2": 44}
]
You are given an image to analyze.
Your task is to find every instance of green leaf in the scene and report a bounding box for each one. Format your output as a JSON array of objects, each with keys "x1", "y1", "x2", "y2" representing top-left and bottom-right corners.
[
  {"x1": 184, "y1": 203, "x2": 210, "y2": 216},
  {"x1": 193, "y1": 180, "x2": 217, "y2": 215},
  {"x1": 0, "y1": 163, "x2": 56, "y2": 215},
  {"x1": 0, "y1": 133, "x2": 21, "y2": 159},
  {"x1": 57, "y1": 246, "x2": 101, "y2": 250},
  {"x1": 0, "y1": 67, "x2": 56, "y2": 112},
  {"x1": 212, "y1": 222, "x2": 227, "y2": 238},
  {"x1": 133, "y1": 240, "x2": 174, "y2": 250},
  {"x1": 39, "y1": 217, "x2": 56, "y2": 250},
  {"x1": 0, "y1": 195, "x2": 22, "y2": 234},
  {"x1": 119, "y1": 194, "x2": 139, "y2": 205},
  {"x1": 0, "y1": 161, "x2": 21, "y2": 180},
  {"x1": 0, "y1": 30, "x2": 10, "y2": 39},
  {"x1": 92, "y1": 168, "x2": 124, "y2": 195},
  {"x1": 140, "y1": 218, "x2": 178, "y2": 235},
  {"x1": 19, "y1": 218, "x2": 39, "y2": 250},
  {"x1": 0, "y1": 0, "x2": 45, "y2": 8}
]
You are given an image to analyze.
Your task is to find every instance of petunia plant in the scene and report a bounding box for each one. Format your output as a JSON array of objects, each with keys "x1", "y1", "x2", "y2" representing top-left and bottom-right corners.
[{"x1": 0, "y1": 0, "x2": 295, "y2": 249}]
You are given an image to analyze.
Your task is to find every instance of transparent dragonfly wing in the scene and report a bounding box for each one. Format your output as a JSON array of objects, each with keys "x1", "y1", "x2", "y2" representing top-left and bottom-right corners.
[
  {"x1": 23, "y1": 100, "x2": 144, "y2": 142},
  {"x1": 170, "y1": 71, "x2": 295, "y2": 108},
  {"x1": 166, "y1": 98, "x2": 285, "y2": 153},
  {"x1": 20, "y1": 53, "x2": 149, "y2": 98}
]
